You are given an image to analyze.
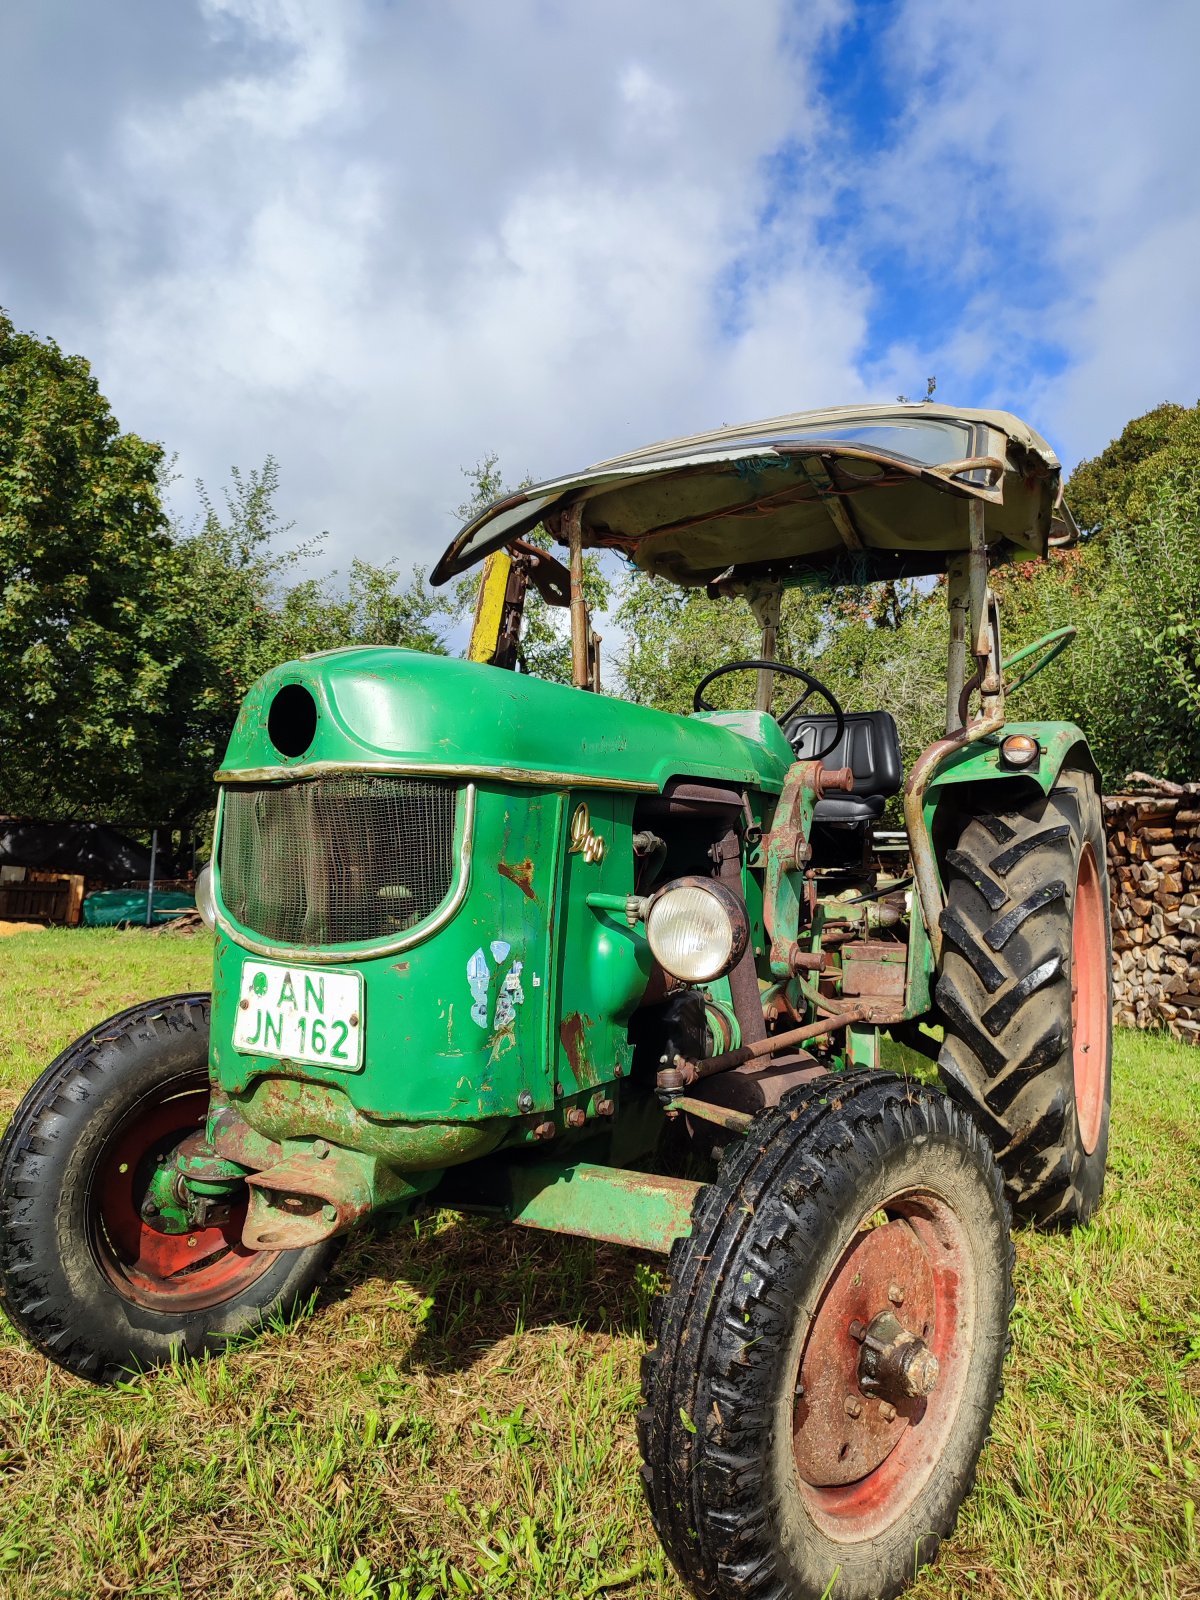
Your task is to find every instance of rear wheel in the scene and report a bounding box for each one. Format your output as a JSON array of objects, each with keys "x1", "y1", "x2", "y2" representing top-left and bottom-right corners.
[
  {"x1": 0, "y1": 994, "x2": 338, "y2": 1383},
  {"x1": 936, "y1": 766, "x2": 1112, "y2": 1228},
  {"x1": 639, "y1": 1072, "x2": 1012, "y2": 1600}
]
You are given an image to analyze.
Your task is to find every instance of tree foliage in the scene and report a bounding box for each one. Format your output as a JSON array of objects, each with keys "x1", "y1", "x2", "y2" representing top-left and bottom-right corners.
[
  {"x1": 1066, "y1": 399, "x2": 1200, "y2": 532},
  {"x1": 0, "y1": 313, "x2": 448, "y2": 825},
  {"x1": 0, "y1": 309, "x2": 180, "y2": 821}
]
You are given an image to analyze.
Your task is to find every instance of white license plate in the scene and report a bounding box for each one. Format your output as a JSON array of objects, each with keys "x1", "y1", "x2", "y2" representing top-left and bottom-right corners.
[{"x1": 232, "y1": 961, "x2": 364, "y2": 1071}]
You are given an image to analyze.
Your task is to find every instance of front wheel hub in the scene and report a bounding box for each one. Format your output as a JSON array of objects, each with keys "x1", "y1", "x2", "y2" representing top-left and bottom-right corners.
[{"x1": 854, "y1": 1309, "x2": 940, "y2": 1402}]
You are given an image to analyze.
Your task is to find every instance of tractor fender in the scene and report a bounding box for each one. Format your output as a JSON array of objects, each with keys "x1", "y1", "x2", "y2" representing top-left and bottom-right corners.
[{"x1": 914, "y1": 722, "x2": 1100, "y2": 957}]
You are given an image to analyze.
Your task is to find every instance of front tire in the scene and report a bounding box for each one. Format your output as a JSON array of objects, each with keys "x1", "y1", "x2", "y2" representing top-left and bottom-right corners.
[
  {"x1": 936, "y1": 766, "x2": 1112, "y2": 1228},
  {"x1": 639, "y1": 1073, "x2": 1013, "y2": 1600},
  {"x1": 0, "y1": 994, "x2": 338, "y2": 1383}
]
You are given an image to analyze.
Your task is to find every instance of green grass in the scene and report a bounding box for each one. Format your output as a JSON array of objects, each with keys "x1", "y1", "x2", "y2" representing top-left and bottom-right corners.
[{"x1": 1, "y1": 928, "x2": 1198, "y2": 1599}]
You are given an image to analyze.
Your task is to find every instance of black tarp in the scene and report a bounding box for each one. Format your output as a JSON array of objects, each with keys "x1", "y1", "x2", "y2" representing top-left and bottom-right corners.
[{"x1": 0, "y1": 821, "x2": 180, "y2": 886}]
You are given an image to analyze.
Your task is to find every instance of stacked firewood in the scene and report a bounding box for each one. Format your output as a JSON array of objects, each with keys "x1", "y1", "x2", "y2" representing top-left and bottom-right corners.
[{"x1": 1106, "y1": 772, "x2": 1200, "y2": 1041}]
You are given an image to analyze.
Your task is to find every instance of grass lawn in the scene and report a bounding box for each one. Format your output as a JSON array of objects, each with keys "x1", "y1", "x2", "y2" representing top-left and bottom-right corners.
[{"x1": 0, "y1": 927, "x2": 1198, "y2": 1599}]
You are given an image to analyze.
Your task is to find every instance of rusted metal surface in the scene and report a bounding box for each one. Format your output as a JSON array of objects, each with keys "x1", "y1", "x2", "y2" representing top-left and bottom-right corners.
[
  {"x1": 559, "y1": 1012, "x2": 598, "y2": 1088},
  {"x1": 902, "y1": 713, "x2": 1005, "y2": 962},
  {"x1": 498, "y1": 857, "x2": 536, "y2": 900},
  {"x1": 792, "y1": 1219, "x2": 935, "y2": 1487},
  {"x1": 797, "y1": 454, "x2": 865, "y2": 550},
  {"x1": 242, "y1": 1143, "x2": 432, "y2": 1250},
  {"x1": 841, "y1": 941, "x2": 907, "y2": 999},
  {"x1": 670, "y1": 1007, "x2": 868, "y2": 1086},
  {"x1": 211, "y1": 783, "x2": 479, "y2": 966},
  {"x1": 503, "y1": 1160, "x2": 701, "y2": 1254},
  {"x1": 243, "y1": 1146, "x2": 371, "y2": 1249},
  {"x1": 714, "y1": 825, "x2": 766, "y2": 1045},
  {"x1": 664, "y1": 1095, "x2": 752, "y2": 1134},
  {"x1": 509, "y1": 537, "x2": 571, "y2": 607},
  {"x1": 854, "y1": 1309, "x2": 940, "y2": 1402},
  {"x1": 566, "y1": 501, "x2": 589, "y2": 690},
  {"x1": 763, "y1": 760, "x2": 854, "y2": 976},
  {"x1": 232, "y1": 1075, "x2": 509, "y2": 1166}
]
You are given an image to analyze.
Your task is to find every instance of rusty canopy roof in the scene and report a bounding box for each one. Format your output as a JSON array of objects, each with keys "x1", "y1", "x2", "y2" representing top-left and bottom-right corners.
[{"x1": 430, "y1": 403, "x2": 1077, "y2": 591}]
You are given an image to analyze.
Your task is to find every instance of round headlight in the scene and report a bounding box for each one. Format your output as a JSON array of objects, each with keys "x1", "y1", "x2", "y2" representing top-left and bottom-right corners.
[
  {"x1": 645, "y1": 877, "x2": 749, "y2": 984},
  {"x1": 195, "y1": 863, "x2": 217, "y2": 931}
]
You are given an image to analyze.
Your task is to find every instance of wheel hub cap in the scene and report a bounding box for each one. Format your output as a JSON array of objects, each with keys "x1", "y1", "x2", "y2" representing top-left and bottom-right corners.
[{"x1": 792, "y1": 1218, "x2": 936, "y2": 1487}]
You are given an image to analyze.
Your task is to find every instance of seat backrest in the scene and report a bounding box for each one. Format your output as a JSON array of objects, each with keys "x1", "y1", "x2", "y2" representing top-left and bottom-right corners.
[{"x1": 784, "y1": 710, "x2": 903, "y2": 797}]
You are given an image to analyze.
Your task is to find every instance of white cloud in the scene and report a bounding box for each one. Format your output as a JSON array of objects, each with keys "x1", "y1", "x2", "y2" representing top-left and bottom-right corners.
[
  {"x1": 2, "y1": 0, "x2": 1195, "y2": 600},
  {"x1": 22, "y1": 0, "x2": 863, "y2": 574},
  {"x1": 860, "y1": 0, "x2": 1200, "y2": 463}
]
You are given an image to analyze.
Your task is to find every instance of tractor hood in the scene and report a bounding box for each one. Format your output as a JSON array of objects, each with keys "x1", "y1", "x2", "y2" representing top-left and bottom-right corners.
[
  {"x1": 431, "y1": 403, "x2": 1077, "y2": 590},
  {"x1": 216, "y1": 648, "x2": 795, "y2": 794}
]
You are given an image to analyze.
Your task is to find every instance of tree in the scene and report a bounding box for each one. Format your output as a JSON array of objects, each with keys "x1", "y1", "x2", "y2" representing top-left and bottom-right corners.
[
  {"x1": 170, "y1": 458, "x2": 448, "y2": 817},
  {"x1": 1066, "y1": 400, "x2": 1200, "y2": 532},
  {"x1": 0, "y1": 306, "x2": 452, "y2": 826},
  {"x1": 0, "y1": 309, "x2": 185, "y2": 822}
]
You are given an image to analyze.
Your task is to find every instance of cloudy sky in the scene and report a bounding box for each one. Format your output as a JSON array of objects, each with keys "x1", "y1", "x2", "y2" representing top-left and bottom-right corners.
[{"x1": 3, "y1": 0, "x2": 1197, "y2": 581}]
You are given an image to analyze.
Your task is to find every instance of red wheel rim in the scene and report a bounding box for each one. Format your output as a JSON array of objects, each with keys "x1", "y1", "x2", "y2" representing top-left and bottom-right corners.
[
  {"x1": 88, "y1": 1073, "x2": 278, "y2": 1312},
  {"x1": 1072, "y1": 842, "x2": 1108, "y2": 1155},
  {"x1": 791, "y1": 1189, "x2": 975, "y2": 1542}
]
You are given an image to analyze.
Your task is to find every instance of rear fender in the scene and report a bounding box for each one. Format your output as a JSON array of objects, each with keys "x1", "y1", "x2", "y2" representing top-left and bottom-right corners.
[{"x1": 913, "y1": 721, "x2": 1097, "y2": 970}]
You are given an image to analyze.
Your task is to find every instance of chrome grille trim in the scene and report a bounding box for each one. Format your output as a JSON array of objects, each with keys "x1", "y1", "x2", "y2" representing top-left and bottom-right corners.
[{"x1": 212, "y1": 780, "x2": 475, "y2": 965}]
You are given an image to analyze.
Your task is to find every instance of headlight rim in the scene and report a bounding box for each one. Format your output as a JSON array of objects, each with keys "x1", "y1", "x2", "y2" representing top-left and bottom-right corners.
[
  {"x1": 194, "y1": 862, "x2": 217, "y2": 931},
  {"x1": 644, "y1": 874, "x2": 750, "y2": 985}
]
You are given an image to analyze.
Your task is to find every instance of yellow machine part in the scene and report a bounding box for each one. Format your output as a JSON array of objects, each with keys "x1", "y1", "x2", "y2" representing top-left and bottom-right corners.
[{"x1": 467, "y1": 549, "x2": 513, "y2": 664}]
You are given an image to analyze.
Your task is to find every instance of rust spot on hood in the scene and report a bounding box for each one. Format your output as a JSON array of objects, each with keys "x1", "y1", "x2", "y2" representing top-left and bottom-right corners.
[{"x1": 498, "y1": 857, "x2": 537, "y2": 900}]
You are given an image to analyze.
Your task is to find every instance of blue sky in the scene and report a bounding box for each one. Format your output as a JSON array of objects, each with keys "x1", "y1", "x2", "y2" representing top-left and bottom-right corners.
[{"x1": 1, "y1": 0, "x2": 1196, "y2": 577}]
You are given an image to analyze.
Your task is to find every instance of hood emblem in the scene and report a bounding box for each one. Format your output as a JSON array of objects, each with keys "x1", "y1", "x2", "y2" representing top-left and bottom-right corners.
[{"x1": 569, "y1": 803, "x2": 606, "y2": 864}]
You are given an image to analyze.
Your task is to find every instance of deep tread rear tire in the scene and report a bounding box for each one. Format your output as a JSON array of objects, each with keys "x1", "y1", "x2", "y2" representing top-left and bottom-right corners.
[
  {"x1": 638, "y1": 1072, "x2": 1013, "y2": 1600},
  {"x1": 0, "y1": 994, "x2": 339, "y2": 1384},
  {"x1": 936, "y1": 767, "x2": 1112, "y2": 1228}
]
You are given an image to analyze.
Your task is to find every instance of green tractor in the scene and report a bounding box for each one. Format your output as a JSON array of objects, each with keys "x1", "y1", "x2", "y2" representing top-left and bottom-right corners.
[{"x1": 0, "y1": 404, "x2": 1110, "y2": 1600}]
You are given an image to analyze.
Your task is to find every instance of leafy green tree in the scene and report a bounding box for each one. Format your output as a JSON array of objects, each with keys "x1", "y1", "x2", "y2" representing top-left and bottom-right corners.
[
  {"x1": 171, "y1": 457, "x2": 448, "y2": 815},
  {"x1": 0, "y1": 309, "x2": 185, "y2": 821},
  {"x1": 1067, "y1": 400, "x2": 1200, "y2": 532}
]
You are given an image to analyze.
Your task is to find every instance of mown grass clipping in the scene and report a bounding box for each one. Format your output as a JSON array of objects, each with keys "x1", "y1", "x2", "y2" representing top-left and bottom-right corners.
[{"x1": 0, "y1": 928, "x2": 1198, "y2": 1599}]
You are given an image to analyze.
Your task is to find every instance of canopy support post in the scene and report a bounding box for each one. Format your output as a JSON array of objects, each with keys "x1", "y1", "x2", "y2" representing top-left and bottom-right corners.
[
  {"x1": 565, "y1": 501, "x2": 590, "y2": 691},
  {"x1": 959, "y1": 499, "x2": 1005, "y2": 729},
  {"x1": 748, "y1": 582, "x2": 782, "y2": 713},
  {"x1": 946, "y1": 557, "x2": 968, "y2": 736}
]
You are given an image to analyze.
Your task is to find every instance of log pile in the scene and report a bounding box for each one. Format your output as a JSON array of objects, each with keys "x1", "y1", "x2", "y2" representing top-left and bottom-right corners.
[{"x1": 1106, "y1": 772, "x2": 1200, "y2": 1042}]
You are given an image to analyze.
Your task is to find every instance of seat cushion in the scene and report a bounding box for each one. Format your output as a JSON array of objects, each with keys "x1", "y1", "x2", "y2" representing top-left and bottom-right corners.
[
  {"x1": 812, "y1": 793, "x2": 887, "y2": 825},
  {"x1": 785, "y1": 710, "x2": 903, "y2": 797}
]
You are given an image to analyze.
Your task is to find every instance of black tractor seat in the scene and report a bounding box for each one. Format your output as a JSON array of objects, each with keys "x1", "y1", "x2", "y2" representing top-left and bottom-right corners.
[{"x1": 784, "y1": 710, "x2": 903, "y2": 825}]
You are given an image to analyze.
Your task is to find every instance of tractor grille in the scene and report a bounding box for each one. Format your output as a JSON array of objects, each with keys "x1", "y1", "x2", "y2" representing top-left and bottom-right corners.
[{"x1": 218, "y1": 775, "x2": 459, "y2": 946}]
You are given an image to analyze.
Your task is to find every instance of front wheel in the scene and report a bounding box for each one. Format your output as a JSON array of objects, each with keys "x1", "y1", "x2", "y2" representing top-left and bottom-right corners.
[
  {"x1": 0, "y1": 994, "x2": 338, "y2": 1384},
  {"x1": 639, "y1": 1073, "x2": 1013, "y2": 1600}
]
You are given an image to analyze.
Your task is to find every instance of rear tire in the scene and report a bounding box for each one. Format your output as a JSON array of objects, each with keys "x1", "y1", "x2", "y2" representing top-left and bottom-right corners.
[
  {"x1": 936, "y1": 766, "x2": 1112, "y2": 1228},
  {"x1": 0, "y1": 994, "x2": 338, "y2": 1384},
  {"x1": 639, "y1": 1072, "x2": 1013, "y2": 1600}
]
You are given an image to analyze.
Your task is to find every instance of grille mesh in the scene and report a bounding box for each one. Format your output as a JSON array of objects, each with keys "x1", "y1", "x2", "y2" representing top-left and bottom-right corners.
[{"x1": 219, "y1": 775, "x2": 459, "y2": 946}]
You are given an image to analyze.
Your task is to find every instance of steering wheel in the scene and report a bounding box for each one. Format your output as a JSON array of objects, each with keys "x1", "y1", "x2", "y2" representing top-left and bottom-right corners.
[{"x1": 692, "y1": 658, "x2": 847, "y2": 763}]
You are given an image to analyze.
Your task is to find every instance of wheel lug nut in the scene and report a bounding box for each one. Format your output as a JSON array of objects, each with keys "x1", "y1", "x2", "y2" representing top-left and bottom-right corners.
[
  {"x1": 879, "y1": 1401, "x2": 897, "y2": 1423},
  {"x1": 888, "y1": 1284, "x2": 905, "y2": 1305},
  {"x1": 848, "y1": 1318, "x2": 865, "y2": 1342},
  {"x1": 843, "y1": 1396, "x2": 863, "y2": 1419}
]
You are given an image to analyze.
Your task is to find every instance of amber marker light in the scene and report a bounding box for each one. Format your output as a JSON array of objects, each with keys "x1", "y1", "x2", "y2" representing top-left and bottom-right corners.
[{"x1": 999, "y1": 733, "x2": 1040, "y2": 768}]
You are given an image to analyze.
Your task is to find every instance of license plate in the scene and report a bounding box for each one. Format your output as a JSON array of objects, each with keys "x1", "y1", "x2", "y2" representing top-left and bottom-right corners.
[{"x1": 232, "y1": 961, "x2": 364, "y2": 1071}]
